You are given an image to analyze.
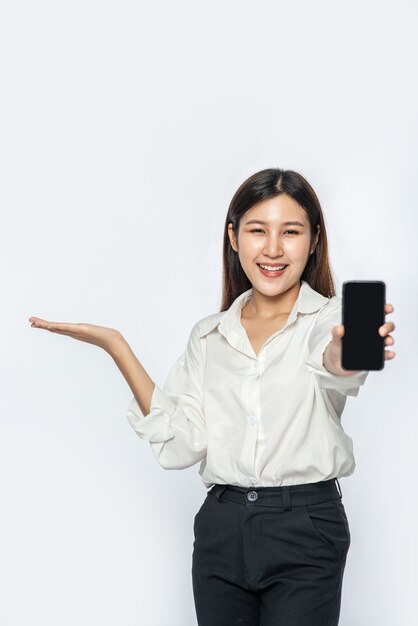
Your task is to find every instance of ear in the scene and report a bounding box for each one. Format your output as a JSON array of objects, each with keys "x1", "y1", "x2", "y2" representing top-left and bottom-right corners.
[
  {"x1": 228, "y1": 222, "x2": 238, "y2": 252},
  {"x1": 310, "y1": 224, "x2": 320, "y2": 254}
]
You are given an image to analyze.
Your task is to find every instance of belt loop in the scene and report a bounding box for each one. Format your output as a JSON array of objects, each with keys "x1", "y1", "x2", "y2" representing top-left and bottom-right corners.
[
  {"x1": 282, "y1": 486, "x2": 291, "y2": 511},
  {"x1": 215, "y1": 485, "x2": 228, "y2": 502},
  {"x1": 335, "y1": 478, "x2": 342, "y2": 498}
]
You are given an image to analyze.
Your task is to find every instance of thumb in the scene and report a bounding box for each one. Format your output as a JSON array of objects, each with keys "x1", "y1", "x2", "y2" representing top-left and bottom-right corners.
[{"x1": 331, "y1": 324, "x2": 345, "y2": 342}]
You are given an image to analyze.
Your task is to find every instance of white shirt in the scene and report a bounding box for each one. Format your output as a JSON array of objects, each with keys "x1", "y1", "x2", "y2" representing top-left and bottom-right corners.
[{"x1": 126, "y1": 280, "x2": 369, "y2": 490}]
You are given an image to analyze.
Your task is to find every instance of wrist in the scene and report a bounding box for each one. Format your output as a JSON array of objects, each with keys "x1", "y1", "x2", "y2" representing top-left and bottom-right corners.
[{"x1": 105, "y1": 331, "x2": 129, "y2": 357}]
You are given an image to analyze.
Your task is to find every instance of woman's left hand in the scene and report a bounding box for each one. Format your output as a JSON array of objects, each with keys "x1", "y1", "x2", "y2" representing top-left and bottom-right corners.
[{"x1": 325, "y1": 303, "x2": 396, "y2": 376}]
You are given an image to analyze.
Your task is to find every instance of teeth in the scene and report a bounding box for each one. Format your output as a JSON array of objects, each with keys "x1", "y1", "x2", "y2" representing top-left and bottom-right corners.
[{"x1": 259, "y1": 264, "x2": 287, "y2": 271}]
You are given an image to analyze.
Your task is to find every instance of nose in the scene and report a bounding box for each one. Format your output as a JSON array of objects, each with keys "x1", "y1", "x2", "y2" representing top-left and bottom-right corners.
[{"x1": 263, "y1": 235, "x2": 284, "y2": 257}]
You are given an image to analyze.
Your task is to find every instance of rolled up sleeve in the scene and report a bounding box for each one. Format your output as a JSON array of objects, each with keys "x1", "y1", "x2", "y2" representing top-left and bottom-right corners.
[
  {"x1": 305, "y1": 297, "x2": 369, "y2": 397},
  {"x1": 126, "y1": 320, "x2": 207, "y2": 469}
]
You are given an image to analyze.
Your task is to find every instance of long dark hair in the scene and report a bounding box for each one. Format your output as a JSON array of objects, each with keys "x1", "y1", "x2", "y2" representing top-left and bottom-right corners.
[{"x1": 220, "y1": 168, "x2": 336, "y2": 311}]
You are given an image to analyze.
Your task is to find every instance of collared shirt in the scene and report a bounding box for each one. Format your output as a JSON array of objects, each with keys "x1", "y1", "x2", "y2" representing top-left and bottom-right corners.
[{"x1": 126, "y1": 280, "x2": 369, "y2": 490}]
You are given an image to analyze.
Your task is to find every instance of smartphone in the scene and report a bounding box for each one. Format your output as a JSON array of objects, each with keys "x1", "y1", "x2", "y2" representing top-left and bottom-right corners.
[{"x1": 342, "y1": 281, "x2": 386, "y2": 371}]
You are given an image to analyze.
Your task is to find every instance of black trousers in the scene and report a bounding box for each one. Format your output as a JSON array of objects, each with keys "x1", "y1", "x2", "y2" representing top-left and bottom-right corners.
[{"x1": 192, "y1": 478, "x2": 350, "y2": 626}]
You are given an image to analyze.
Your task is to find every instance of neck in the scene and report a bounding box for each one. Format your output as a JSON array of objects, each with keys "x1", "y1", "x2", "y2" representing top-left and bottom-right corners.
[{"x1": 243, "y1": 281, "x2": 302, "y2": 320}]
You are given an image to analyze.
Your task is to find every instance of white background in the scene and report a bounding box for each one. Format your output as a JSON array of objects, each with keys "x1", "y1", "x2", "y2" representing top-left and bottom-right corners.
[{"x1": 1, "y1": 1, "x2": 417, "y2": 624}]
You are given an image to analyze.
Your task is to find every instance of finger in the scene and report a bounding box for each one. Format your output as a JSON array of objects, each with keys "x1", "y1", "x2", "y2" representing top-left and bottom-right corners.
[
  {"x1": 30, "y1": 322, "x2": 57, "y2": 330},
  {"x1": 331, "y1": 324, "x2": 344, "y2": 341},
  {"x1": 29, "y1": 317, "x2": 62, "y2": 328},
  {"x1": 379, "y1": 321, "x2": 395, "y2": 336},
  {"x1": 29, "y1": 317, "x2": 50, "y2": 326},
  {"x1": 384, "y1": 350, "x2": 396, "y2": 359},
  {"x1": 30, "y1": 320, "x2": 62, "y2": 330},
  {"x1": 30, "y1": 319, "x2": 81, "y2": 334},
  {"x1": 384, "y1": 303, "x2": 394, "y2": 314},
  {"x1": 384, "y1": 336, "x2": 395, "y2": 345}
]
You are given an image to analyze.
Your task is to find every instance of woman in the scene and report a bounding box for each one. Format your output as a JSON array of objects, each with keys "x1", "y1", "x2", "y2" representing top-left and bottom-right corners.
[{"x1": 29, "y1": 168, "x2": 396, "y2": 626}]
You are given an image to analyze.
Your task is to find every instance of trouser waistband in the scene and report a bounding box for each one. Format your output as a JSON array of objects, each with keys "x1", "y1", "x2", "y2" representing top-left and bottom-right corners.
[{"x1": 208, "y1": 478, "x2": 343, "y2": 511}]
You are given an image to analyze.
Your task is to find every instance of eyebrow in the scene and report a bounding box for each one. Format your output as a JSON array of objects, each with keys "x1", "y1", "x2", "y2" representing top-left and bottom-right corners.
[{"x1": 244, "y1": 220, "x2": 306, "y2": 227}]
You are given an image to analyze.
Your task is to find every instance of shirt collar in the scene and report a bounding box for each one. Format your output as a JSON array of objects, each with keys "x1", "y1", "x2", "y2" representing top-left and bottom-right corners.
[{"x1": 199, "y1": 280, "x2": 330, "y2": 339}]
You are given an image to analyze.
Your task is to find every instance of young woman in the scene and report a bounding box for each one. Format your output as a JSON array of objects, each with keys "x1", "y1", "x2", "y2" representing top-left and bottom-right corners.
[{"x1": 29, "y1": 168, "x2": 396, "y2": 626}]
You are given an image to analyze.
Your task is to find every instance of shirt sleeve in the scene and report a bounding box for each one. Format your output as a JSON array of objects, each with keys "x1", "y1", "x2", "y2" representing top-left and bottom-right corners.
[
  {"x1": 126, "y1": 320, "x2": 207, "y2": 470},
  {"x1": 305, "y1": 296, "x2": 369, "y2": 397}
]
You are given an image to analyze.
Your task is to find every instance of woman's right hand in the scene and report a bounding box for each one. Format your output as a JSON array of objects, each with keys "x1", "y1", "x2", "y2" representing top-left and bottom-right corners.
[{"x1": 28, "y1": 316, "x2": 123, "y2": 353}]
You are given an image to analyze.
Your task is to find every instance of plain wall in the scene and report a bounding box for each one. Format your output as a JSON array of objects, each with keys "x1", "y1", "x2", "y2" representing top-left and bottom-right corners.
[{"x1": 1, "y1": 1, "x2": 417, "y2": 624}]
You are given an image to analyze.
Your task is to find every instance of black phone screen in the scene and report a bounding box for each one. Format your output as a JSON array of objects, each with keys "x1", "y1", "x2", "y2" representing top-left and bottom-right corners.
[{"x1": 342, "y1": 281, "x2": 386, "y2": 371}]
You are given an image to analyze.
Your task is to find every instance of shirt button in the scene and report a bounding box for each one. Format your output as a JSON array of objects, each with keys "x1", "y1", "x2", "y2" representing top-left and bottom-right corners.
[
  {"x1": 250, "y1": 477, "x2": 257, "y2": 486},
  {"x1": 248, "y1": 415, "x2": 256, "y2": 425},
  {"x1": 247, "y1": 490, "x2": 258, "y2": 502}
]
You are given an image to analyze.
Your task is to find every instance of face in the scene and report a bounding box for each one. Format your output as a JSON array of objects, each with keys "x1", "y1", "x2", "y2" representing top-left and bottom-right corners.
[{"x1": 227, "y1": 194, "x2": 319, "y2": 298}]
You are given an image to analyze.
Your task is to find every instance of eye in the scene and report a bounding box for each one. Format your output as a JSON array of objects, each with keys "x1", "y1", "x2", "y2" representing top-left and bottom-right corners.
[{"x1": 249, "y1": 229, "x2": 299, "y2": 234}]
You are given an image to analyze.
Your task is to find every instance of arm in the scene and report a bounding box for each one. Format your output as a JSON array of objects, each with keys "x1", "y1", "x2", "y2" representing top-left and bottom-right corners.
[
  {"x1": 305, "y1": 298, "x2": 396, "y2": 396},
  {"x1": 322, "y1": 339, "x2": 362, "y2": 377},
  {"x1": 108, "y1": 333, "x2": 156, "y2": 416},
  {"x1": 122, "y1": 320, "x2": 207, "y2": 469},
  {"x1": 322, "y1": 301, "x2": 396, "y2": 376},
  {"x1": 305, "y1": 297, "x2": 369, "y2": 396},
  {"x1": 29, "y1": 315, "x2": 158, "y2": 416},
  {"x1": 28, "y1": 316, "x2": 206, "y2": 463}
]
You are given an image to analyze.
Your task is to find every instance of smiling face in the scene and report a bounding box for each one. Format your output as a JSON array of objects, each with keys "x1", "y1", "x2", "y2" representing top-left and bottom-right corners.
[{"x1": 228, "y1": 194, "x2": 320, "y2": 301}]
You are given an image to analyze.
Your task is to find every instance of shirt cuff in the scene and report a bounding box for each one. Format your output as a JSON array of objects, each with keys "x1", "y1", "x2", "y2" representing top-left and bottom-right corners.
[
  {"x1": 305, "y1": 334, "x2": 369, "y2": 397},
  {"x1": 126, "y1": 385, "x2": 176, "y2": 443}
]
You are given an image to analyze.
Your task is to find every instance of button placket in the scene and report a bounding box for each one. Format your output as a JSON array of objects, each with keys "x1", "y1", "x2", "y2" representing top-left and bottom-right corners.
[{"x1": 241, "y1": 353, "x2": 261, "y2": 481}]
